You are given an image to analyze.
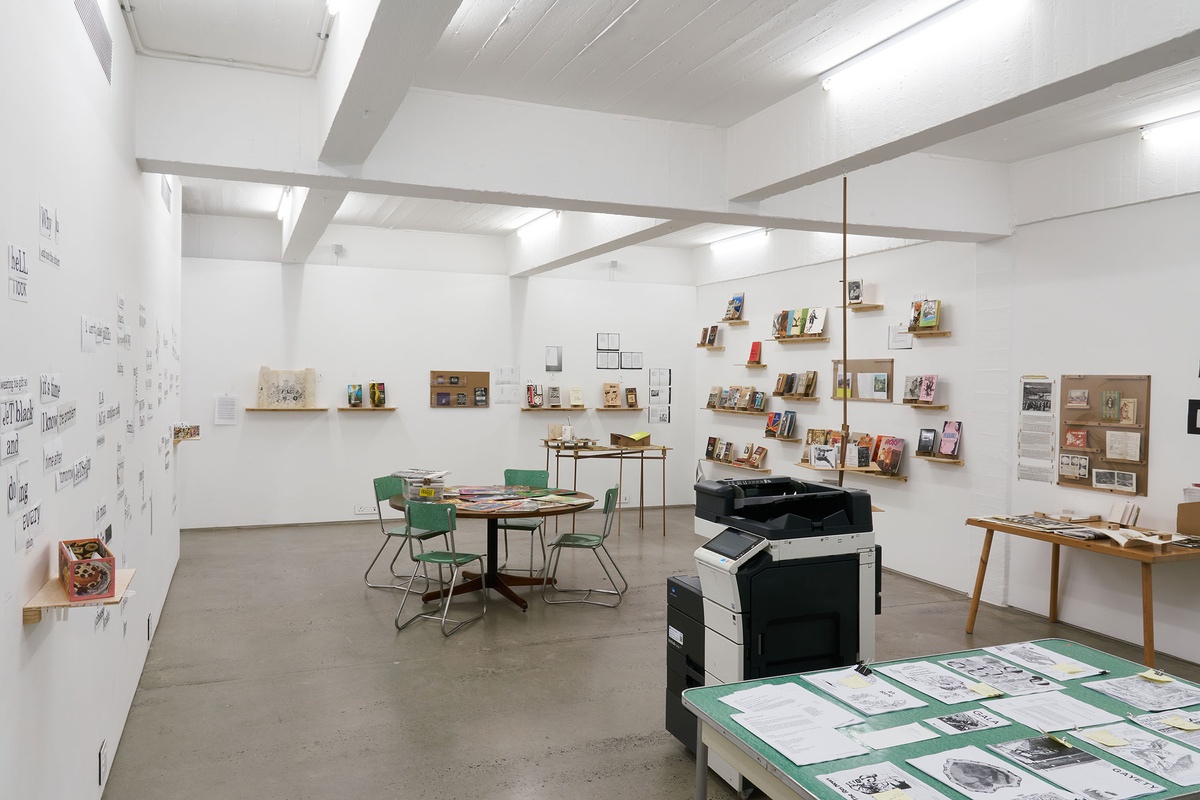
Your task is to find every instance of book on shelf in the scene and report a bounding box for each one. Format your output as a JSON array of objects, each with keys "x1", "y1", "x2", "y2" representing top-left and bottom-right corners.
[
  {"x1": 706, "y1": 386, "x2": 721, "y2": 408},
  {"x1": 625, "y1": 387, "x2": 638, "y2": 407},
  {"x1": 747, "y1": 340, "x2": 762, "y2": 364},
  {"x1": 721, "y1": 442, "x2": 736, "y2": 462},
  {"x1": 1100, "y1": 390, "x2": 1121, "y2": 422},
  {"x1": 853, "y1": 432, "x2": 876, "y2": 456},
  {"x1": 827, "y1": 430, "x2": 843, "y2": 448},
  {"x1": 1108, "y1": 500, "x2": 1141, "y2": 528},
  {"x1": 1058, "y1": 453, "x2": 1089, "y2": 479},
  {"x1": 1118, "y1": 397, "x2": 1137, "y2": 425},
  {"x1": 734, "y1": 443, "x2": 753, "y2": 464},
  {"x1": 916, "y1": 428, "x2": 937, "y2": 455},
  {"x1": 752, "y1": 391, "x2": 765, "y2": 410},
  {"x1": 774, "y1": 373, "x2": 788, "y2": 394},
  {"x1": 805, "y1": 428, "x2": 827, "y2": 447},
  {"x1": 803, "y1": 370, "x2": 818, "y2": 397},
  {"x1": 939, "y1": 421, "x2": 962, "y2": 456},
  {"x1": 1064, "y1": 428, "x2": 1088, "y2": 449},
  {"x1": 706, "y1": 325, "x2": 719, "y2": 346},
  {"x1": 718, "y1": 388, "x2": 730, "y2": 407},
  {"x1": 723, "y1": 292, "x2": 745, "y2": 320},
  {"x1": 1066, "y1": 388, "x2": 1089, "y2": 408},
  {"x1": 789, "y1": 309, "x2": 806, "y2": 337},
  {"x1": 908, "y1": 299, "x2": 923, "y2": 330},
  {"x1": 456, "y1": 392, "x2": 468, "y2": 406},
  {"x1": 919, "y1": 374, "x2": 938, "y2": 404},
  {"x1": 602, "y1": 382, "x2": 621, "y2": 408},
  {"x1": 903, "y1": 375, "x2": 922, "y2": 402},
  {"x1": 474, "y1": 387, "x2": 488, "y2": 406},
  {"x1": 783, "y1": 373, "x2": 798, "y2": 394},
  {"x1": 780, "y1": 410, "x2": 797, "y2": 439},
  {"x1": 810, "y1": 444, "x2": 840, "y2": 469},
  {"x1": 527, "y1": 384, "x2": 544, "y2": 408},
  {"x1": 918, "y1": 299, "x2": 940, "y2": 328},
  {"x1": 699, "y1": 327, "x2": 709, "y2": 346},
  {"x1": 705, "y1": 436, "x2": 719, "y2": 460},
  {"x1": 852, "y1": 445, "x2": 872, "y2": 467},
  {"x1": 772, "y1": 311, "x2": 787, "y2": 338},
  {"x1": 765, "y1": 412, "x2": 781, "y2": 438},
  {"x1": 1105, "y1": 430, "x2": 1141, "y2": 461},
  {"x1": 547, "y1": 386, "x2": 561, "y2": 407},
  {"x1": 804, "y1": 306, "x2": 826, "y2": 335},
  {"x1": 568, "y1": 387, "x2": 584, "y2": 407},
  {"x1": 747, "y1": 446, "x2": 768, "y2": 469},
  {"x1": 736, "y1": 386, "x2": 754, "y2": 410},
  {"x1": 725, "y1": 386, "x2": 741, "y2": 408},
  {"x1": 835, "y1": 366, "x2": 849, "y2": 398},
  {"x1": 847, "y1": 278, "x2": 864, "y2": 305},
  {"x1": 877, "y1": 436, "x2": 905, "y2": 474}
]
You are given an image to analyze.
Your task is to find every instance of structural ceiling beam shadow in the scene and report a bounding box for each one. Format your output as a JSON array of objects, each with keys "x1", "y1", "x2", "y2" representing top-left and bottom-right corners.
[{"x1": 282, "y1": 187, "x2": 350, "y2": 264}]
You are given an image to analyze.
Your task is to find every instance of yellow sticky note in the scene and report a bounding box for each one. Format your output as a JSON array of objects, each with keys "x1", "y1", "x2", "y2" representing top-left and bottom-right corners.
[
  {"x1": 873, "y1": 790, "x2": 913, "y2": 800},
  {"x1": 1048, "y1": 734, "x2": 1073, "y2": 748},
  {"x1": 1052, "y1": 662, "x2": 1084, "y2": 675},
  {"x1": 1084, "y1": 729, "x2": 1129, "y2": 747},
  {"x1": 1163, "y1": 715, "x2": 1200, "y2": 731},
  {"x1": 1139, "y1": 669, "x2": 1175, "y2": 683},
  {"x1": 968, "y1": 682, "x2": 1003, "y2": 697},
  {"x1": 839, "y1": 673, "x2": 871, "y2": 689}
]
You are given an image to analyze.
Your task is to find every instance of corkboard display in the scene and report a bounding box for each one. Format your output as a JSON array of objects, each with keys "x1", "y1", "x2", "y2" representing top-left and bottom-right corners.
[
  {"x1": 1058, "y1": 374, "x2": 1150, "y2": 497},
  {"x1": 430, "y1": 371, "x2": 490, "y2": 408},
  {"x1": 830, "y1": 358, "x2": 894, "y2": 403}
]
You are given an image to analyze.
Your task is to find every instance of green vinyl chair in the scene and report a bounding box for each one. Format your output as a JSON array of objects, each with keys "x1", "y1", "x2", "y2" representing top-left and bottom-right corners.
[
  {"x1": 542, "y1": 485, "x2": 628, "y2": 607},
  {"x1": 499, "y1": 467, "x2": 550, "y2": 575},
  {"x1": 365, "y1": 475, "x2": 448, "y2": 590},
  {"x1": 394, "y1": 502, "x2": 487, "y2": 636}
]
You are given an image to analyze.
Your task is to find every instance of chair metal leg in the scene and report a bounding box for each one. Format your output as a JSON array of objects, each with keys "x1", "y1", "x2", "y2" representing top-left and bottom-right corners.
[
  {"x1": 541, "y1": 545, "x2": 626, "y2": 607},
  {"x1": 369, "y1": 534, "x2": 451, "y2": 591},
  {"x1": 437, "y1": 558, "x2": 488, "y2": 636},
  {"x1": 393, "y1": 566, "x2": 427, "y2": 630}
]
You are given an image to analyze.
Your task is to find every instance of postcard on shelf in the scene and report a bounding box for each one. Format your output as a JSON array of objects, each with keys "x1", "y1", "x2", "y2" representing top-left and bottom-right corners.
[
  {"x1": 602, "y1": 382, "x2": 621, "y2": 407},
  {"x1": 435, "y1": 391, "x2": 451, "y2": 406},
  {"x1": 706, "y1": 325, "x2": 718, "y2": 346},
  {"x1": 747, "y1": 341, "x2": 762, "y2": 364},
  {"x1": 1066, "y1": 388, "x2": 1090, "y2": 408},
  {"x1": 917, "y1": 428, "x2": 937, "y2": 455},
  {"x1": 547, "y1": 386, "x2": 561, "y2": 407},
  {"x1": 1105, "y1": 430, "x2": 1141, "y2": 461},
  {"x1": 1058, "y1": 454, "x2": 1089, "y2": 478},
  {"x1": 804, "y1": 307, "x2": 826, "y2": 335},
  {"x1": 568, "y1": 386, "x2": 583, "y2": 407},
  {"x1": 1100, "y1": 390, "x2": 1121, "y2": 421},
  {"x1": 835, "y1": 366, "x2": 849, "y2": 399},
  {"x1": 455, "y1": 392, "x2": 468, "y2": 406},
  {"x1": 1119, "y1": 397, "x2": 1137, "y2": 425},
  {"x1": 1093, "y1": 469, "x2": 1136, "y2": 492},
  {"x1": 624, "y1": 387, "x2": 637, "y2": 407},
  {"x1": 810, "y1": 444, "x2": 840, "y2": 469},
  {"x1": 474, "y1": 387, "x2": 488, "y2": 406},
  {"x1": 939, "y1": 421, "x2": 962, "y2": 456},
  {"x1": 855, "y1": 372, "x2": 873, "y2": 401},
  {"x1": 846, "y1": 278, "x2": 863, "y2": 305},
  {"x1": 1064, "y1": 428, "x2": 1088, "y2": 449},
  {"x1": 723, "y1": 292, "x2": 744, "y2": 321}
]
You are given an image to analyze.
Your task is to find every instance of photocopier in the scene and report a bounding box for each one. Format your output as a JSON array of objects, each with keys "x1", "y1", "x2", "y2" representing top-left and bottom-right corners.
[{"x1": 666, "y1": 476, "x2": 880, "y2": 792}]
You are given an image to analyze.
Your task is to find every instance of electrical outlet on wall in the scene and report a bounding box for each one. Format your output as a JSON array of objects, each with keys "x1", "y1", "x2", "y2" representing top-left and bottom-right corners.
[
  {"x1": 354, "y1": 504, "x2": 375, "y2": 515},
  {"x1": 621, "y1": 494, "x2": 630, "y2": 505}
]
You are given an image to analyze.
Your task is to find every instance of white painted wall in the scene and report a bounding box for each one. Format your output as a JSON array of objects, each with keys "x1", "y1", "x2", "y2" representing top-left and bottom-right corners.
[
  {"x1": 1, "y1": 3, "x2": 182, "y2": 799},
  {"x1": 177, "y1": 259, "x2": 697, "y2": 529}
]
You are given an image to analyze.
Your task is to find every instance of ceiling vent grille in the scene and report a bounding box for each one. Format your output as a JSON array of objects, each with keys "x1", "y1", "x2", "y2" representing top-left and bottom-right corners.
[{"x1": 74, "y1": 0, "x2": 113, "y2": 84}]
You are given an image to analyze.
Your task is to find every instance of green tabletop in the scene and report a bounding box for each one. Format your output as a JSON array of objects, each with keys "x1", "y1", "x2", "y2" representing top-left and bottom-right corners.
[{"x1": 682, "y1": 638, "x2": 1200, "y2": 800}]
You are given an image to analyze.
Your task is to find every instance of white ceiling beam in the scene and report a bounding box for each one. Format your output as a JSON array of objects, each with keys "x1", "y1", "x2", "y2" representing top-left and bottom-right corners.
[
  {"x1": 507, "y1": 213, "x2": 687, "y2": 277},
  {"x1": 317, "y1": 0, "x2": 463, "y2": 165},
  {"x1": 727, "y1": 2, "x2": 1200, "y2": 202},
  {"x1": 508, "y1": 219, "x2": 698, "y2": 278},
  {"x1": 281, "y1": 186, "x2": 350, "y2": 264}
]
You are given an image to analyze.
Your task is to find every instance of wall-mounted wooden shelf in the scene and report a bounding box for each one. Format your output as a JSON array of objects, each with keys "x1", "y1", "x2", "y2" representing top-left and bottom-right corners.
[
  {"x1": 172, "y1": 437, "x2": 200, "y2": 444},
  {"x1": 769, "y1": 436, "x2": 804, "y2": 443},
  {"x1": 910, "y1": 329, "x2": 952, "y2": 339},
  {"x1": 902, "y1": 402, "x2": 949, "y2": 411},
  {"x1": 735, "y1": 363, "x2": 769, "y2": 369},
  {"x1": 832, "y1": 396, "x2": 892, "y2": 403},
  {"x1": 795, "y1": 462, "x2": 882, "y2": 474},
  {"x1": 773, "y1": 394, "x2": 820, "y2": 402},
  {"x1": 245, "y1": 407, "x2": 328, "y2": 412},
  {"x1": 914, "y1": 454, "x2": 964, "y2": 466},
  {"x1": 1061, "y1": 446, "x2": 1102, "y2": 453},
  {"x1": 521, "y1": 406, "x2": 585, "y2": 412},
  {"x1": 773, "y1": 336, "x2": 830, "y2": 345},
  {"x1": 706, "y1": 407, "x2": 769, "y2": 416},
  {"x1": 704, "y1": 458, "x2": 771, "y2": 474},
  {"x1": 1070, "y1": 421, "x2": 1146, "y2": 429},
  {"x1": 854, "y1": 471, "x2": 909, "y2": 482},
  {"x1": 23, "y1": 569, "x2": 136, "y2": 624},
  {"x1": 838, "y1": 303, "x2": 884, "y2": 312},
  {"x1": 720, "y1": 319, "x2": 750, "y2": 326},
  {"x1": 696, "y1": 345, "x2": 726, "y2": 351},
  {"x1": 594, "y1": 407, "x2": 643, "y2": 412},
  {"x1": 338, "y1": 406, "x2": 395, "y2": 412}
]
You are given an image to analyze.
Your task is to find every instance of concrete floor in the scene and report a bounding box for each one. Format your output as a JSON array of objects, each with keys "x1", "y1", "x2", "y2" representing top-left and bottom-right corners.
[{"x1": 105, "y1": 507, "x2": 1200, "y2": 799}]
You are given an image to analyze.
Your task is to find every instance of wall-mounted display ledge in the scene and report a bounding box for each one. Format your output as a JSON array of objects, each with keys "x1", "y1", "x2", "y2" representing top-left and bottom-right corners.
[
  {"x1": 246, "y1": 407, "x2": 328, "y2": 412},
  {"x1": 24, "y1": 569, "x2": 136, "y2": 624},
  {"x1": 840, "y1": 304, "x2": 884, "y2": 312},
  {"x1": 704, "y1": 458, "x2": 771, "y2": 474},
  {"x1": 172, "y1": 437, "x2": 199, "y2": 444},
  {"x1": 902, "y1": 401, "x2": 949, "y2": 411},
  {"x1": 770, "y1": 436, "x2": 804, "y2": 443},
  {"x1": 911, "y1": 329, "x2": 952, "y2": 339},
  {"x1": 521, "y1": 406, "x2": 584, "y2": 412},
  {"x1": 706, "y1": 408, "x2": 769, "y2": 417},
  {"x1": 594, "y1": 407, "x2": 643, "y2": 412},
  {"x1": 795, "y1": 462, "x2": 882, "y2": 474},
  {"x1": 773, "y1": 394, "x2": 820, "y2": 402},
  {"x1": 1070, "y1": 421, "x2": 1145, "y2": 429},
  {"x1": 735, "y1": 363, "x2": 769, "y2": 369},
  {"x1": 1062, "y1": 446, "x2": 1102, "y2": 453},
  {"x1": 773, "y1": 336, "x2": 830, "y2": 344},
  {"x1": 720, "y1": 319, "x2": 750, "y2": 326},
  {"x1": 833, "y1": 396, "x2": 891, "y2": 403},
  {"x1": 914, "y1": 454, "x2": 964, "y2": 466},
  {"x1": 854, "y1": 471, "x2": 909, "y2": 482},
  {"x1": 696, "y1": 345, "x2": 726, "y2": 351},
  {"x1": 338, "y1": 406, "x2": 395, "y2": 412}
]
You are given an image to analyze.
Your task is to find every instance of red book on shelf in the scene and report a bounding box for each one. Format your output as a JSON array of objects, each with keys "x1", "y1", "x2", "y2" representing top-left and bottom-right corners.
[{"x1": 747, "y1": 341, "x2": 762, "y2": 364}]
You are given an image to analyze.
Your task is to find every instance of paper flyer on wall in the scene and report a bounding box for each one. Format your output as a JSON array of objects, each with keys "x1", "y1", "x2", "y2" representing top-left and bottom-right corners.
[{"x1": 1017, "y1": 376, "x2": 1055, "y2": 483}]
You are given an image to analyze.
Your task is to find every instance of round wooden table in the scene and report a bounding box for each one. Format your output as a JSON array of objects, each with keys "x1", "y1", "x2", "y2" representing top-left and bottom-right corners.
[{"x1": 390, "y1": 489, "x2": 595, "y2": 611}]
